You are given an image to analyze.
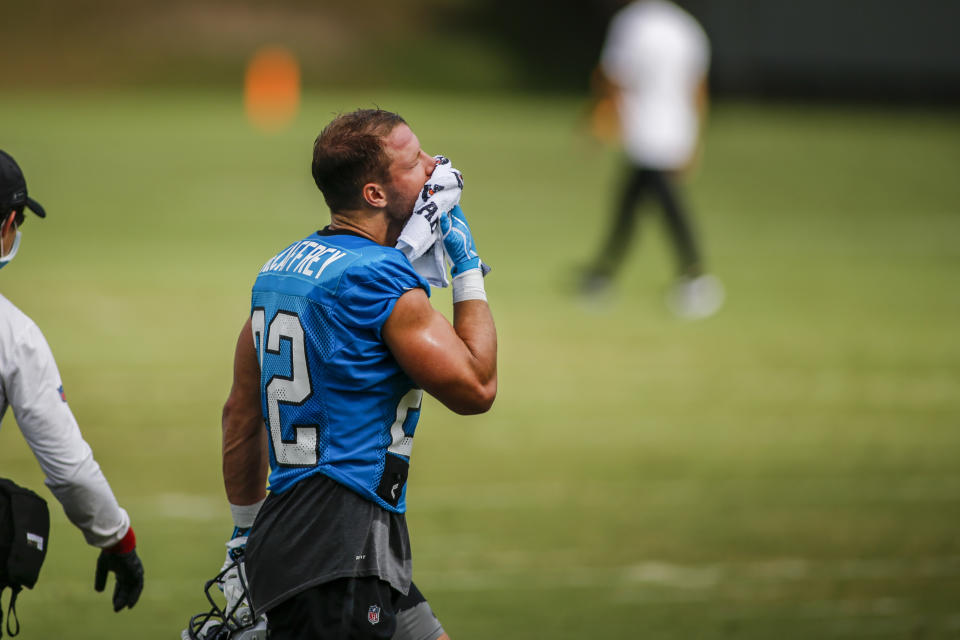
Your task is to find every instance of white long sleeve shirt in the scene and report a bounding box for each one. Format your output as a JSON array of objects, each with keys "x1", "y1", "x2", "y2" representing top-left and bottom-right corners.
[{"x1": 0, "y1": 293, "x2": 129, "y2": 548}]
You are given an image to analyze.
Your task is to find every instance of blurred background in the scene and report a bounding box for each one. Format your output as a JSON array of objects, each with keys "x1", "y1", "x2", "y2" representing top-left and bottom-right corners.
[
  {"x1": 4, "y1": 0, "x2": 960, "y2": 98},
  {"x1": 1, "y1": 1, "x2": 958, "y2": 638}
]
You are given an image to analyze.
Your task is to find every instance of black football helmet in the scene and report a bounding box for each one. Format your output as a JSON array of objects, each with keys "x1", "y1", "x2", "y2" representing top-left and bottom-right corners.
[{"x1": 181, "y1": 555, "x2": 267, "y2": 640}]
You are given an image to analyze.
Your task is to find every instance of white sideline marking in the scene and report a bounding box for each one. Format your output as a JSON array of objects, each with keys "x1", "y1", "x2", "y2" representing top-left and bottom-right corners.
[
  {"x1": 415, "y1": 555, "x2": 960, "y2": 594},
  {"x1": 625, "y1": 562, "x2": 721, "y2": 589},
  {"x1": 411, "y1": 474, "x2": 960, "y2": 510}
]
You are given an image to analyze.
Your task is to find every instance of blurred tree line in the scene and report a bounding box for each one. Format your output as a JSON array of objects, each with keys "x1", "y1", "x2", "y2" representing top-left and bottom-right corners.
[
  {"x1": 465, "y1": 0, "x2": 960, "y2": 102},
  {"x1": 2, "y1": 0, "x2": 958, "y2": 102}
]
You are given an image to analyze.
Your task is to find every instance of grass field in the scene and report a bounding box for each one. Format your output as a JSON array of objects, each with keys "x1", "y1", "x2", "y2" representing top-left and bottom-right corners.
[{"x1": 0, "y1": 90, "x2": 958, "y2": 638}]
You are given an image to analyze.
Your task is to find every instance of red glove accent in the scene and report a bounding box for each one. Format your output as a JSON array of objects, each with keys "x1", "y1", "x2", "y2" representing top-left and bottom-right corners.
[{"x1": 106, "y1": 526, "x2": 137, "y2": 555}]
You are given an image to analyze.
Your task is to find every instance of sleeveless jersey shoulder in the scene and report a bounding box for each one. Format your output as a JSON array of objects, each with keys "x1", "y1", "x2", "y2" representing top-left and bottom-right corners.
[
  {"x1": 336, "y1": 244, "x2": 430, "y2": 335},
  {"x1": 254, "y1": 232, "x2": 429, "y2": 327}
]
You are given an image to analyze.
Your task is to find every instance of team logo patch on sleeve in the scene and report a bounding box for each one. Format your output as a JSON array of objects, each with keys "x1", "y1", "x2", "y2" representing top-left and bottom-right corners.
[
  {"x1": 367, "y1": 604, "x2": 381, "y2": 625},
  {"x1": 57, "y1": 385, "x2": 66, "y2": 402}
]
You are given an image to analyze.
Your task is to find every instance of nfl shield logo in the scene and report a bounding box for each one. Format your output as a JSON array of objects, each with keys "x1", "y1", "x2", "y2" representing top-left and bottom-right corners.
[{"x1": 367, "y1": 604, "x2": 381, "y2": 625}]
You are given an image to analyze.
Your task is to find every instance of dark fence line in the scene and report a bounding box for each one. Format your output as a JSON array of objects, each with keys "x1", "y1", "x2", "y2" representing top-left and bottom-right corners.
[{"x1": 471, "y1": 0, "x2": 960, "y2": 102}]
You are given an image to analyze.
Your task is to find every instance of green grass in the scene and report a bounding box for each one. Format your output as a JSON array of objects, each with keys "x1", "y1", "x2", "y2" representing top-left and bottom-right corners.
[{"x1": 1, "y1": 90, "x2": 958, "y2": 638}]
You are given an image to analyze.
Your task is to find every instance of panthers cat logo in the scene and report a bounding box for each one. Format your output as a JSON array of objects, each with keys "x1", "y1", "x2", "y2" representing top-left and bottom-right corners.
[{"x1": 422, "y1": 183, "x2": 445, "y2": 200}]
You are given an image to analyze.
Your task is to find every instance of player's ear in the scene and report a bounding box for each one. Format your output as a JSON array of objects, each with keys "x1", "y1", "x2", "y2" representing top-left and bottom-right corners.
[
  {"x1": 361, "y1": 182, "x2": 387, "y2": 209},
  {"x1": 2, "y1": 211, "x2": 14, "y2": 233}
]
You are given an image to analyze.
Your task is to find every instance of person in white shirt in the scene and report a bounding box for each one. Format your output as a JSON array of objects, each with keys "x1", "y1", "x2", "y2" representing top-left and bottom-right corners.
[
  {"x1": 581, "y1": 0, "x2": 724, "y2": 318},
  {"x1": 0, "y1": 149, "x2": 143, "y2": 611}
]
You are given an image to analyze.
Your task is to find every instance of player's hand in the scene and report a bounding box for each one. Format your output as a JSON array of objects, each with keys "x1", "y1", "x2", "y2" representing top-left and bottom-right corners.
[
  {"x1": 225, "y1": 526, "x2": 250, "y2": 565},
  {"x1": 94, "y1": 547, "x2": 144, "y2": 611},
  {"x1": 440, "y1": 205, "x2": 485, "y2": 278}
]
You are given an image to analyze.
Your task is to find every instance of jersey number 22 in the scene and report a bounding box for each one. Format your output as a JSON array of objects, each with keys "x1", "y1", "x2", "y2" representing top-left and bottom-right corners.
[{"x1": 251, "y1": 308, "x2": 318, "y2": 467}]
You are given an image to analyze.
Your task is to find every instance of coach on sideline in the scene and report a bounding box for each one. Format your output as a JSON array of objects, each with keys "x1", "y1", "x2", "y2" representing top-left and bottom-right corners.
[{"x1": 0, "y1": 150, "x2": 144, "y2": 612}]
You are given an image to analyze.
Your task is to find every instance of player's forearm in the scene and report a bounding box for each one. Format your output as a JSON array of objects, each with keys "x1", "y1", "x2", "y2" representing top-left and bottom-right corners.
[
  {"x1": 451, "y1": 299, "x2": 497, "y2": 413},
  {"x1": 222, "y1": 407, "x2": 268, "y2": 505}
]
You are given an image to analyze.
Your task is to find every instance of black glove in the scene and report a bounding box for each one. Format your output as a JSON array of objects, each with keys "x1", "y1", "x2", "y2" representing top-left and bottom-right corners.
[{"x1": 94, "y1": 547, "x2": 144, "y2": 611}]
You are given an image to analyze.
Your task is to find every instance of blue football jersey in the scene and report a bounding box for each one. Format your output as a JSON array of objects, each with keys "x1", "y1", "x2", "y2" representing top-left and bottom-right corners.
[{"x1": 250, "y1": 229, "x2": 430, "y2": 513}]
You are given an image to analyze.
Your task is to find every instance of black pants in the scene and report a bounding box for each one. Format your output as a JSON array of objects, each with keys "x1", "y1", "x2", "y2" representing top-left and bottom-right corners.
[
  {"x1": 268, "y1": 576, "x2": 400, "y2": 640},
  {"x1": 590, "y1": 166, "x2": 702, "y2": 279}
]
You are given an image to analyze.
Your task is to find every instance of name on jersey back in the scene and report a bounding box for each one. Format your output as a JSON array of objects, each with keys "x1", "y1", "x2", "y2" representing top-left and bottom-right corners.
[{"x1": 260, "y1": 239, "x2": 348, "y2": 279}]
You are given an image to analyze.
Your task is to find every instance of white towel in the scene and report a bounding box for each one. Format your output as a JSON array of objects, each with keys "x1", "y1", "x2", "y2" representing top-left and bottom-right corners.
[{"x1": 396, "y1": 156, "x2": 463, "y2": 287}]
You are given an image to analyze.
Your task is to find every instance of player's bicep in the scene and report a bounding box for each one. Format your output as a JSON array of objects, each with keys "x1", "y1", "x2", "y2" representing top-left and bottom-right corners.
[
  {"x1": 383, "y1": 288, "x2": 482, "y2": 411},
  {"x1": 222, "y1": 318, "x2": 264, "y2": 450},
  {"x1": 228, "y1": 318, "x2": 261, "y2": 416}
]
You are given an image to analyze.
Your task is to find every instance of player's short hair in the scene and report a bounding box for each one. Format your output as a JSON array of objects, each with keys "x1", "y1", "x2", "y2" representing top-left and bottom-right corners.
[{"x1": 311, "y1": 109, "x2": 407, "y2": 212}]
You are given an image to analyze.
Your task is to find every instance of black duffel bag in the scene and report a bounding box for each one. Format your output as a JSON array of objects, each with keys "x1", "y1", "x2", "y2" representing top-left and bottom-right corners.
[{"x1": 0, "y1": 478, "x2": 50, "y2": 637}]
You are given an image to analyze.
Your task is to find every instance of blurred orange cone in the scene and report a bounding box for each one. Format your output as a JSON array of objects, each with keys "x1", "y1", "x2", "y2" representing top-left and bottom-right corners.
[{"x1": 244, "y1": 46, "x2": 301, "y2": 133}]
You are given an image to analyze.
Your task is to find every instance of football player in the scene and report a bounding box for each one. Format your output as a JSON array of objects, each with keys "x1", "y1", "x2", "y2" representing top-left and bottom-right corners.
[{"x1": 220, "y1": 109, "x2": 496, "y2": 639}]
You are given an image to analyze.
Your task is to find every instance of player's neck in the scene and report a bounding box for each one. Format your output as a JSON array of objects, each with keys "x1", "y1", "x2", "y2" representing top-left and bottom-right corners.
[{"x1": 329, "y1": 210, "x2": 402, "y2": 247}]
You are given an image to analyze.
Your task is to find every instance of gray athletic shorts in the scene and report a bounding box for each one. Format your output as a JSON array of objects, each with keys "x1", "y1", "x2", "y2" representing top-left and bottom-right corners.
[{"x1": 394, "y1": 583, "x2": 445, "y2": 640}]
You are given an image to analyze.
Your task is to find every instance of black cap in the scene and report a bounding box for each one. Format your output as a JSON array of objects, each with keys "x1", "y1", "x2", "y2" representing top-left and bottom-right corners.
[{"x1": 0, "y1": 150, "x2": 47, "y2": 219}]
